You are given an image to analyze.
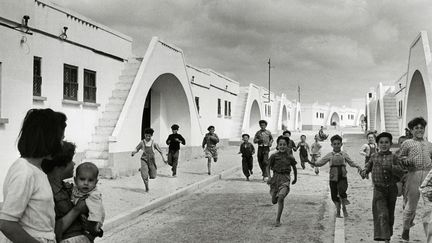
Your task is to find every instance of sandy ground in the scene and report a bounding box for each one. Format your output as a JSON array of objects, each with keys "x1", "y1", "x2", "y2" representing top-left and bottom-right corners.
[{"x1": 99, "y1": 131, "x2": 339, "y2": 243}]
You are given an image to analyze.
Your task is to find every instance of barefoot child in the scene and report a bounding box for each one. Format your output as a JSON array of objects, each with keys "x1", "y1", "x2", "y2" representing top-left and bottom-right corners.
[
  {"x1": 268, "y1": 136, "x2": 298, "y2": 227},
  {"x1": 238, "y1": 134, "x2": 255, "y2": 181},
  {"x1": 166, "y1": 124, "x2": 186, "y2": 177},
  {"x1": 311, "y1": 135, "x2": 362, "y2": 217},
  {"x1": 310, "y1": 135, "x2": 322, "y2": 175},
  {"x1": 360, "y1": 131, "x2": 378, "y2": 179},
  {"x1": 131, "y1": 128, "x2": 167, "y2": 192},
  {"x1": 296, "y1": 135, "x2": 310, "y2": 170},
  {"x1": 202, "y1": 126, "x2": 219, "y2": 175},
  {"x1": 360, "y1": 132, "x2": 404, "y2": 243},
  {"x1": 72, "y1": 162, "x2": 106, "y2": 241}
]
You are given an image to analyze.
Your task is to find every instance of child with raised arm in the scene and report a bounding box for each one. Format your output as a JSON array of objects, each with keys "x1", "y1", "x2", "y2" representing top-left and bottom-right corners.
[
  {"x1": 268, "y1": 136, "x2": 297, "y2": 227},
  {"x1": 72, "y1": 162, "x2": 105, "y2": 241},
  {"x1": 166, "y1": 124, "x2": 186, "y2": 177},
  {"x1": 360, "y1": 131, "x2": 378, "y2": 179},
  {"x1": 311, "y1": 135, "x2": 362, "y2": 218},
  {"x1": 310, "y1": 135, "x2": 322, "y2": 175},
  {"x1": 131, "y1": 128, "x2": 167, "y2": 192},
  {"x1": 360, "y1": 132, "x2": 404, "y2": 243},
  {"x1": 296, "y1": 135, "x2": 310, "y2": 170},
  {"x1": 238, "y1": 134, "x2": 255, "y2": 181},
  {"x1": 202, "y1": 126, "x2": 219, "y2": 175}
]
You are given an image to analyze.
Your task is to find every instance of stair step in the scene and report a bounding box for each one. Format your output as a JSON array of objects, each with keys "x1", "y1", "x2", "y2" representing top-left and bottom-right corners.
[
  {"x1": 112, "y1": 89, "x2": 130, "y2": 98},
  {"x1": 102, "y1": 111, "x2": 120, "y2": 120},
  {"x1": 108, "y1": 97, "x2": 126, "y2": 105},
  {"x1": 115, "y1": 82, "x2": 133, "y2": 91},
  {"x1": 82, "y1": 159, "x2": 109, "y2": 168},
  {"x1": 85, "y1": 150, "x2": 109, "y2": 159},
  {"x1": 88, "y1": 142, "x2": 109, "y2": 151},
  {"x1": 121, "y1": 67, "x2": 140, "y2": 76},
  {"x1": 98, "y1": 118, "x2": 117, "y2": 127},
  {"x1": 95, "y1": 126, "x2": 114, "y2": 135}
]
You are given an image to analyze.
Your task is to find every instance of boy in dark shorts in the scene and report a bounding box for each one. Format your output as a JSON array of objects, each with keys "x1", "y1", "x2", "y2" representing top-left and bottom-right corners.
[
  {"x1": 238, "y1": 134, "x2": 255, "y2": 180},
  {"x1": 254, "y1": 120, "x2": 273, "y2": 181},
  {"x1": 166, "y1": 124, "x2": 186, "y2": 177}
]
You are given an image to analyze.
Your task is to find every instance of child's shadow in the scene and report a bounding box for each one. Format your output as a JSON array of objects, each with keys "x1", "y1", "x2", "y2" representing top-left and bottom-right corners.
[
  {"x1": 183, "y1": 171, "x2": 209, "y2": 175},
  {"x1": 156, "y1": 173, "x2": 172, "y2": 178},
  {"x1": 112, "y1": 187, "x2": 146, "y2": 193}
]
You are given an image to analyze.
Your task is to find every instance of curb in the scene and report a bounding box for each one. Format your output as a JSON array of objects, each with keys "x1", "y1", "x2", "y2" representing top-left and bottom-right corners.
[
  {"x1": 334, "y1": 217, "x2": 345, "y2": 243},
  {"x1": 103, "y1": 165, "x2": 241, "y2": 232}
]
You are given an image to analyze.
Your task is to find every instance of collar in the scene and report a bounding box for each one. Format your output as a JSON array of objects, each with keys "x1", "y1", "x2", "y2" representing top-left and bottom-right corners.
[
  {"x1": 48, "y1": 177, "x2": 72, "y2": 194},
  {"x1": 379, "y1": 150, "x2": 391, "y2": 155},
  {"x1": 413, "y1": 137, "x2": 425, "y2": 142}
]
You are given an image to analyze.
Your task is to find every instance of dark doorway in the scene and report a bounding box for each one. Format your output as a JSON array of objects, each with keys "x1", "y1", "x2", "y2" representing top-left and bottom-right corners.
[{"x1": 141, "y1": 89, "x2": 151, "y2": 139}]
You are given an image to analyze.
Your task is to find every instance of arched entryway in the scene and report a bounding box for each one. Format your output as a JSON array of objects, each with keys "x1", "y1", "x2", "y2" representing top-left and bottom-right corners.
[
  {"x1": 281, "y1": 105, "x2": 288, "y2": 130},
  {"x1": 249, "y1": 100, "x2": 261, "y2": 133},
  {"x1": 330, "y1": 112, "x2": 340, "y2": 126},
  {"x1": 376, "y1": 100, "x2": 382, "y2": 132},
  {"x1": 141, "y1": 73, "x2": 191, "y2": 143},
  {"x1": 406, "y1": 70, "x2": 428, "y2": 127}
]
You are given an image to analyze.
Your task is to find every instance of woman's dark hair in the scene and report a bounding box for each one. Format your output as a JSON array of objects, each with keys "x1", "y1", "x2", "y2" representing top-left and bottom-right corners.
[
  {"x1": 144, "y1": 128, "x2": 154, "y2": 135},
  {"x1": 41, "y1": 141, "x2": 76, "y2": 174},
  {"x1": 376, "y1": 132, "x2": 393, "y2": 144},
  {"x1": 18, "y1": 109, "x2": 67, "y2": 158},
  {"x1": 276, "y1": 135, "x2": 290, "y2": 145},
  {"x1": 408, "y1": 117, "x2": 427, "y2": 130}
]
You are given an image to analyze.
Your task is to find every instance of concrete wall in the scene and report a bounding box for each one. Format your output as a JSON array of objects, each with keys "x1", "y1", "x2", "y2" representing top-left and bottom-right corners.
[{"x1": 301, "y1": 102, "x2": 362, "y2": 130}]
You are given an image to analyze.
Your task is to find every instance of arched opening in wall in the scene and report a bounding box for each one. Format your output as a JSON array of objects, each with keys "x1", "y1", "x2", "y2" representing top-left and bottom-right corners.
[
  {"x1": 376, "y1": 101, "x2": 381, "y2": 132},
  {"x1": 330, "y1": 112, "x2": 340, "y2": 127},
  {"x1": 281, "y1": 105, "x2": 288, "y2": 130},
  {"x1": 141, "y1": 73, "x2": 191, "y2": 144},
  {"x1": 406, "y1": 70, "x2": 428, "y2": 128},
  {"x1": 249, "y1": 100, "x2": 261, "y2": 133}
]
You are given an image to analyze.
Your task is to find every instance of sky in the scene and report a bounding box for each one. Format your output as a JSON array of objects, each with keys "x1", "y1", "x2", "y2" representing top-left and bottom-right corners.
[{"x1": 54, "y1": 0, "x2": 432, "y2": 106}]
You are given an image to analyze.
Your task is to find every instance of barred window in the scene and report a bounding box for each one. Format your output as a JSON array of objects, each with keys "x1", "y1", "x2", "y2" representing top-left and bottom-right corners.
[
  {"x1": 63, "y1": 64, "x2": 78, "y2": 100},
  {"x1": 228, "y1": 101, "x2": 231, "y2": 116},
  {"x1": 217, "y1": 99, "x2": 221, "y2": 116},
  {"x1": 224, "y1": 100, "x2": 228, "y2": 116},
  {"x1": 195, "y1": 96, "x2": 200, "y2": 114},
  {"x1": 84, "y1": 69, "x2": 96, "y2": 103},
  {"x1": 33, "y1": 57, "x2": 42, "y2": 96}
]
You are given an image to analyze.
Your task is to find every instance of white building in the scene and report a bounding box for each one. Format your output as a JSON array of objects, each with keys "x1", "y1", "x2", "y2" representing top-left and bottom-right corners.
[{"x1": 0, "y1": 0, "x2": 302, "y2": 195}]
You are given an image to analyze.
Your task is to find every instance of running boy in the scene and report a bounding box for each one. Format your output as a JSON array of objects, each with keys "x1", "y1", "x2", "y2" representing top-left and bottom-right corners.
[
  {"x1": 360, "y1": 132, "x2": 404, "y2": 243},
  {"x1": 360, "y1": 131, "x2": 378, "y2": 179},
  {"x1": 131, "y1": 128, "x2": 167, "y2": 192},
  {"x1": 72, "y1": 162, "x2": 105, "y2": 241},
  {"x1": 296, "y1": 135, "x2": 310, "y2": 170},
  {"x1": 282, "y1": 130, "x2": 298, "y2": 155},
  {"x1": 254, "y1": 120, "x2": 273, "y2": 181},
  {"x1": 311, "y1": 135, "x2": 362, "y2": 217},
  {"x1": 166, "y1": 124, "x2": 186, "y2": 177},
  {"x1": 310, "y1": 134, "x2": 322, "y2": 175},
  {"x1": 239, "y1": 134, "x2": 255, "y2": 181},
  {"x1": 202, "y1": 126, "x2": 219, "y2": 175},
  {"x1": 268, "y1": 136, "x2": 297, "y2": 227}
]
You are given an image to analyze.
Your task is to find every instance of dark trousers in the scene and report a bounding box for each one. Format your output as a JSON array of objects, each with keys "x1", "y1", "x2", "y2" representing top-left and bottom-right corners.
[
  {"x1": 372, "y1": 184, "x2": 398, "y2": 241},
  {"x1": 257, "y1": 146, "x2": 269, "y2": 177},
  {"x1": 330, "y1": 178, "x2": 348, "y2": 203},
  {"x1": 242, "y1": 156, "x2": 253, "y2": 178},
  {"x1": 167, "y1": 150, "x2": 179, "y2": 174}
]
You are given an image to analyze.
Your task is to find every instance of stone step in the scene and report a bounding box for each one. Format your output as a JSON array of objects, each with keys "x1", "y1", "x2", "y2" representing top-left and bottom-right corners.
[
  {"x1": 95, "y1": 126, "x2": 114, "y2": 135},
  {"x1": 82, "y1": 159, "x2": 109, "y2": 168},
  {"x1": 115, "y1": 82, "x2": 133, "y2": 91},
  {"x1": 101, "y1": 111, "x2": 120, "y2": 120},
  {"x1": 91, "y1": 134, "x2": 109, "y2": 143},
  {"x1": 121, "y1": 67, "x2": 140, "y2": 76},
  {"x1": 119, "y1": 74, "x2": 136, "y2": 82},
  {"x1": 88, "y1": 142, "x2": 109, "y2": 151},
  {"x1": 108, "y1": 97, "x2": 126, "y2": 105},
  {"x1": 105, "y1": 103, "x2": 124, "y2": 112},
  {"x1": 112, "y1": 89, "x2": 130, "y2": 98},
  {"x1": 85, "y1": 150, "x2": 109, "y2": 159},
  {"x1": 98, "y1": 118, "x2": 117, "y2": 127}
]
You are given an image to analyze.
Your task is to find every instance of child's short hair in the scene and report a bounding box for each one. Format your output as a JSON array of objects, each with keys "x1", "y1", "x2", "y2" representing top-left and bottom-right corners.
[
  {"x1": 18, "y1": 109, "x2": 67, "y2": 158},
  {"x1": 408, "y1": 117, "x2": 427, "y2": 130},
  {"x1": 259, "y1": 120, "x2": 268, "y2": 126},
  {"x1": 366, "y1": 131, "x2": 376, "y2": 138},
  {"x1": 242, "y1": 134, "x2": 250, "y2": 139},
  {"x1": 41, "y1": 141, "x2": 76, "y2": 174},
  {"x1": 76, "y1": 162, "x2": 99, "y2": 178},
  {"x1": 171, "y1": 124, "x2": 179, "y2": 130},
  {"x1": 376, "y1": 132, "x2": 393, "y2": 144},
  {"x1": 207, "y1": 125, "x2": 215, "y2": 131},
  {"x1": 282, "y1": 130, "x2": 291, "y2": 136},
  {"x1": 276, "y1": 135, "x2": 290, "y2": 145},
  {"x1": 330, "y1": 135, "x2": 343, "y2": 143},
  {"x1": 300, "y1": 135, "x2": 306, "y2": 139},
  {"x1": 144, "y1": 128, "x2": 154, "y2": 135}
]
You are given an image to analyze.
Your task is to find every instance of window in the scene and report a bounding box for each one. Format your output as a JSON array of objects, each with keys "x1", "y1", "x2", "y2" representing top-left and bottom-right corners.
[
  {"x1": 218, "y1": 99, "x2": 222, "y2": 116},
  {"x1": 398, "y1": 100, "x2": 403, "y2": 117},
  {"x1": 228, "y1": 101, "x2": 231, "y2": 117},
  {"x1": 341, "y1": 115, "x2": 343, "y2": 120},
  {"x1": 63, "y1": 64, "x2": 78, "y2": 100},
  {"x1": 84, "y1": 69, "x2": 96, "y2": 103},
  {"x1": 268, "y1": 105, "x2": 271, "y2": 117},
  {"x1": 195, "y1": 96, "x2": 200, "y2": 114},
  {"x1": 33, "y1": 57, "x2": 42, "y2": 96},
  {"x1": 224, "y1": 100, "x2": 228, "y2": 116},
  {"x1": 316, "y1": 112, "x2": 318, "y2": 118}
]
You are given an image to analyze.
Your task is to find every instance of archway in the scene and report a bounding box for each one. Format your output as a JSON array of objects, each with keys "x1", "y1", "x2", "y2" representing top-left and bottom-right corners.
[
  {"x1": 330, "y1": 112, "x2": 340, "y2": 127},
  {"x1": 249, "y1": 100, "x2": 261, "y2": 134},
  {"x1": 281, "y1": 105, "x2": 288, "y2": 130},
  {"x1": 406, "y1": 70, "x2": 428, "y2": 127},
  {"x1": 142, "y1": 73, "x2": 191, "y2": 143},
  {"x1": 376, "y1": 100, "x2": 381, "y2": 132}
]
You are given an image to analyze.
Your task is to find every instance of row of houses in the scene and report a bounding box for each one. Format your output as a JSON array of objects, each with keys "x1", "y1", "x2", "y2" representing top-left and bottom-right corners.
[
  {"x1": 366, "y1": 31, "x2": 432, "y2": 140},
  {"x1": 0, "y1": 0, "x2": 364, "y2": 198}
]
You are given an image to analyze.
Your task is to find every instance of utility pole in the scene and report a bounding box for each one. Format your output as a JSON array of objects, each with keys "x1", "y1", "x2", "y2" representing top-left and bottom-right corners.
[
  {"x1": 267, "y1": 58, "x2": 274, "y2": 103},
  {"x1": 298, "y1": 84, "x2": 301, "y2": 103}
]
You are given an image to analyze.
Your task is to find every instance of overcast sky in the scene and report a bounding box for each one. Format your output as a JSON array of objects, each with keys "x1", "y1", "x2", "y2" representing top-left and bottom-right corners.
[{"x1": 54, "y1": 0, "x2": 432, "y2": 106}]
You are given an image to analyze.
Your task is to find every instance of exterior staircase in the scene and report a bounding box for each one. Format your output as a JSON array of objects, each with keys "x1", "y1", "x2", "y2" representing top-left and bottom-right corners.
[
  {"x1": 383, "y1": 92, "x2": 399, "y2": 136},
  {"x1": 83, "y1": 58, "x2": 142, "y2": 170},
  {"x1": 368, "y1": 100, "x2": 376, "y2": 131},
  {"x1": 229, "y1": 87, "x2": 249, "y2": 145}
]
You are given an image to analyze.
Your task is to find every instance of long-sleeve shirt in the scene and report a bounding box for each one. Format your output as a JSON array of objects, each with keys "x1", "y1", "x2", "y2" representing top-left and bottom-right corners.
[
  {"x1": 399, "y1": 138, "x2": 432, "y2": 171},
  {"x1": 166, "y1": 133, "x2": 186, "y2": 152},
  {"x1": 253, "y1": 129, "x2": 273, "y2": 147},
  {"x1": 239, "y1": 142, "x2": 255, "y2": 157},
  {"x1": 359, "y1": 143, "x2": 377, "y2": 157},
  {"x1": 202, "y1": 133, "x2": 219, "y2": 148},
  {"x1": 310, "y1": 142, "x2": 322, "y2": 155},
  {"x1": 269, "y1": 152, "x2": 297, "y2": 174},
  {"x1": 364, "y1": 151, "x2": 404, "y2": 187},
  {"x1": 315, "y1": 151, "x2": 360, "y2": 181}
]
